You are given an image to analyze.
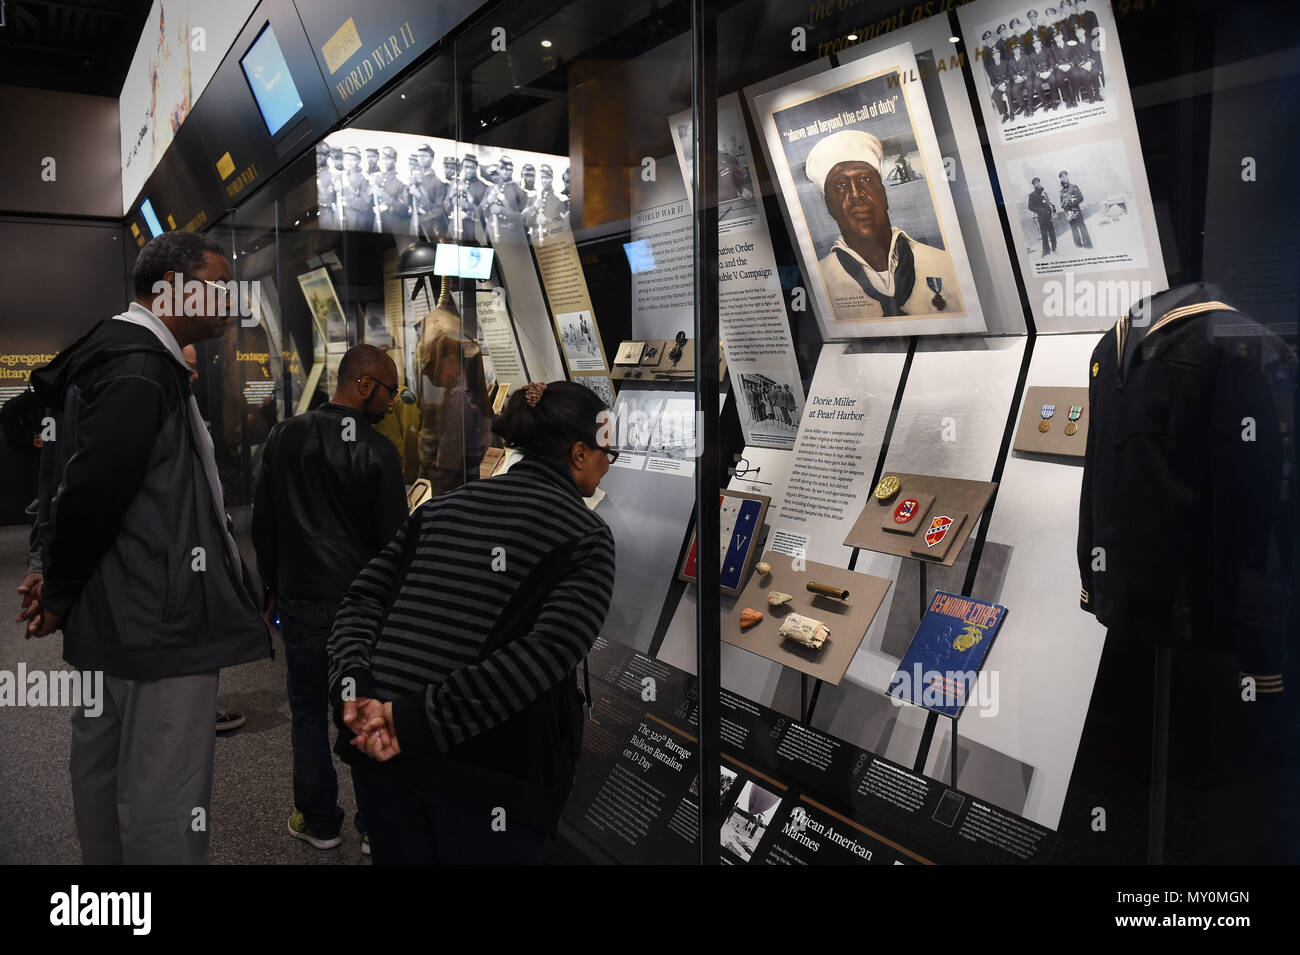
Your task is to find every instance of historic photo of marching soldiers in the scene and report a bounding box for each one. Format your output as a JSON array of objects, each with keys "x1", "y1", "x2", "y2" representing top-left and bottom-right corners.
[
  {"x1": 314, "y1": 132, "x2": 571, "y2": 244},
  {"x1": 972, "y1": 0, "x2": 1111, "y2": 137}
]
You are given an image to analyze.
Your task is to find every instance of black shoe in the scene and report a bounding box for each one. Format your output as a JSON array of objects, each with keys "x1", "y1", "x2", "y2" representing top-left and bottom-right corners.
[{"x1": 216, "y1": 710, "x2": 245, "y2": 732}]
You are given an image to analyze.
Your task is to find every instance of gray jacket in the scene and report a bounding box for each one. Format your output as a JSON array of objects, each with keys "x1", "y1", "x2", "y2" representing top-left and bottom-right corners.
[{"x1": 30, "y1": 311, "x2": 271, "y2": 680}]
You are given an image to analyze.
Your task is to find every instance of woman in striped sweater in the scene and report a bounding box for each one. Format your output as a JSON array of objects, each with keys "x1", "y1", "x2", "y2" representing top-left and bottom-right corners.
[{"x1": 327, "y1": 380, "x2": 617, "y2": 864}]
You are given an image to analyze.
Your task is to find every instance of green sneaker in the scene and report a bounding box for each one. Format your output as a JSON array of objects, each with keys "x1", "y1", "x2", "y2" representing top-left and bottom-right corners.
[{"x1": 287, "y1": 810, "x2": 342, "y2": 850}]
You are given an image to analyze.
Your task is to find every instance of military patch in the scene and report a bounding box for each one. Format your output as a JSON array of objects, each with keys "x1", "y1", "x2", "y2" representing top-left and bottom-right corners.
[
  {"x1": 894, "y1": 498, "x2": 920, "y2": 524},
  {"x1": 924, "y1": 515, "x2": 954, "y2": 547},
  {"x1": 1091, "y1": 361, "x2": 1099, "y2": 377}
]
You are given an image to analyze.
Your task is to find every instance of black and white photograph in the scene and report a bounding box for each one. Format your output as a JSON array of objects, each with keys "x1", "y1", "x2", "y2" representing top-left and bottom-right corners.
[
  {"x1": 557, "y1": 309, "x2": 606, "y2": 372},
  {"x1": 1010, "y1": 138, "x2": 1149, "y2": 275},
  {"x1": 752, "y1": 44, "x2": 986, "y2": 339},
  {"x1": 646, "y1": 395, "x2": 697, "y2": 460},
  {"x1": 314, "y1": 130, "x2": 568, "y2": 249},
  {"x1": 610, "y1": 392, "x2": 666, "y2": 453},
  {"x1": 720, "y1": 780, "x2": 782, "y2": 862},
  {"x1": 968, "y1": 0, "x2": 1113, "y2": 144},
  {"x1": 573, "y1": 373, "x2": 614, "y2": 408},
  {"x1": 738, "y1": 371, "x2": 802, "y2": 439},
  {"x1": 671, "y1": 100, "x2": 759, "y2": 234},
  {"x1": 688, "y1": 764, "x2": 739, "y2": 800}
]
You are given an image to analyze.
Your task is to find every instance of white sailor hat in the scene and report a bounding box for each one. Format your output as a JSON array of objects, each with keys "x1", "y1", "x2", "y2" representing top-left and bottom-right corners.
[{"x1": 805, "y1": 130, "x2": 885, "y2": 193}]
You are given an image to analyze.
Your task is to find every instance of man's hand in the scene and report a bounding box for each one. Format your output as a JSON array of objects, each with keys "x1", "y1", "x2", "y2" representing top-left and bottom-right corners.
[
  {"x1": 16, "y1": 573, "x2": 43, "y2": 627},
  {"x1": 263, "y1": 594, "x2": 278, "y2": 630},
  {"x1": 28, "y1": 608, "x2": 61, "y2": 639}
]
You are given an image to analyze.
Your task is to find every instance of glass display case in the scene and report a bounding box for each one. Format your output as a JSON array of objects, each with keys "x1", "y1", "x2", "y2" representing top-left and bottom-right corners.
[{"x1": 193, "y1": 0, "x2": 1298, "y2": 865}]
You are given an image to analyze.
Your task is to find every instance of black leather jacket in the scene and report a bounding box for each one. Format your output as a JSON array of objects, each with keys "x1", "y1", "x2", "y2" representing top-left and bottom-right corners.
[{"x1": 252, "y1": 402, "x2": 407, "y2": 602}]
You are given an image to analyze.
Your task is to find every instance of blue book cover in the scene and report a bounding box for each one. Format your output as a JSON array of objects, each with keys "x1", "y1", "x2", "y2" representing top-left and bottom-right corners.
[{"x1": 888, "y1": 591, "x2": 1007, "y2": 719}]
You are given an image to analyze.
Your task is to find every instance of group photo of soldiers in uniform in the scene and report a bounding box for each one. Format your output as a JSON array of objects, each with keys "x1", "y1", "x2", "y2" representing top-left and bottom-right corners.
[
  {"x1": 314, "y1": 137, "x2": 571, "y2": 245},
  {"x1": 976, "y1": 0, "x2": 1106, "y2": 125},
  {"x1": 739, "y1": 373, "x2": 799, "y2": 433}
]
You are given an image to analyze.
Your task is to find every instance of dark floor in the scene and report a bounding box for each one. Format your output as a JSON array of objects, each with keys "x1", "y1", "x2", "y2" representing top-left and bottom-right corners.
[{"x1": 0, "y1": 524, "x2": 366, "y2": 865}]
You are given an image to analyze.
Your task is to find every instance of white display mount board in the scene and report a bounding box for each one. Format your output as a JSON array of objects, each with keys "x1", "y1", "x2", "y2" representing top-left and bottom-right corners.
[{"x1": 658, "y1": 335, "x2": 1103, "y2": 829}]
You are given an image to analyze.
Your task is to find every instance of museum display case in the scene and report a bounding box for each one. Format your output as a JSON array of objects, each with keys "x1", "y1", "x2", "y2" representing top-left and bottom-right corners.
[{"x1": 114, "y1": 0, "x2": 1298, "y2": 865}]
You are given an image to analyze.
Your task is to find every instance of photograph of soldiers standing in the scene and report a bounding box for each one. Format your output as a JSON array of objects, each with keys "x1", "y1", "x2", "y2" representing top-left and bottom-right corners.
[
  {"x1": 975, "y1": 5, "x2": 1108, "y2": 124},
  {"x1": 312, "y1": 136, "x2": 572, "y2": 249},
  {"x1": 739, "y1": 375, "x2": 799, "y2": 433},
  {"x1": 1058, "y1": 169, "x2": 1093, "y2": 249},
  {"x1": 1027, "y1": 176, "x2": 1058, "y2": 257}
]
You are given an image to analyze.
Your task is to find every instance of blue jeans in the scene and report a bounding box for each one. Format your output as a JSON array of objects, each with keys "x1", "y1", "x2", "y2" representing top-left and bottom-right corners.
[{"x1": 278, "y1": 596, "x2": 364, "y2": 839}]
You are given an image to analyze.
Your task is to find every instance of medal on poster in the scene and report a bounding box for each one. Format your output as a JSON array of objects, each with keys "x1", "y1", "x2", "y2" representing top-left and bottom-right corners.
[
  {"x1": 874, "y1": 475, "x2": 901, "y2": 503},
  {"x1": 1065, "y1": 405, "x2": 1083, "y2": 436},
  {"x1": 1038, "y1": 403, "x2": 1056, "y2": 433},
  {"x1": 926, "y1": 277, "x2": 946, "y2": 311}
]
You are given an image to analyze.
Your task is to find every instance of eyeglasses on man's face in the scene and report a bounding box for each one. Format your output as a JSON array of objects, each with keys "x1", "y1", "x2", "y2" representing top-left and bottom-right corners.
[
  {"x1": 360, "y1": 376, "x2": 399, "y2": 398},
  {"x1": 202, "y1": 279, "x2": 235, "y2": 304}
]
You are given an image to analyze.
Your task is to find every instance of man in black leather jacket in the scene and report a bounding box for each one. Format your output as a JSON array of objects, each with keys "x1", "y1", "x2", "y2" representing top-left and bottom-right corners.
[{"x1": 252, "y1": 344, "x2": 406, "y2": 852}]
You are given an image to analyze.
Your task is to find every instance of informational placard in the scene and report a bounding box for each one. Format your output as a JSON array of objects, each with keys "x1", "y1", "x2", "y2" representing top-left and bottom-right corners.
[
  {"x1": 528, "y1": 202, "x2": 615, "y2": 400},
  {"x1": 563, "y1": 636, "x2": 1056, "y2": 865},
  {"x1": 766, "y1": 344, "x2": 906, "y2": 566},
  {"x1": 668, "y1": 94, "x2": 806, "y2": 449},
  {"x1": 958, "y1": 0, "x2": 1167, "y2": 332},
  {"x1": 749, "y1": 44, "x2": 986, "y2": 339}
]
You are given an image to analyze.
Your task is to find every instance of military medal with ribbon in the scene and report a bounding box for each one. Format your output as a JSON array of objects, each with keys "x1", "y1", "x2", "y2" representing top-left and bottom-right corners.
[
  {"x1": 1065, "y1": 404, "x2": 1083, "y2": 436},
  {"x1": 927, "y1": 276, "x2": 946, "y2": 311},
  {"x1": 1038, "y1": 403, "x2": 1056, "y2": 433}
]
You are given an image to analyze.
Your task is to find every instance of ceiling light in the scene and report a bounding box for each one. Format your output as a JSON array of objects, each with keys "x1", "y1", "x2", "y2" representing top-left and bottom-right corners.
[
  {"x1": 847, "y1": 33, "x2": 858, "y2": 40},
  {"x1": 949, "y1": 35, "x2": 960, "y2": 43},
  {"x1": 541, "y1": 39, "x2": 553, "y2": 48}
]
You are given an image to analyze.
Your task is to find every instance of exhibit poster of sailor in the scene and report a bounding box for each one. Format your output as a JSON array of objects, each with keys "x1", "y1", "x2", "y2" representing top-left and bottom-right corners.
[
  {"x1": 962, "y1": 0, "x2": 1116, "y2": 145},
  {"x1": 751, "y1": 44, "x2": 986, "y2": 340},
  {"x1": 1010, "y1": 138, "x2": 1150, "y2": 277}
]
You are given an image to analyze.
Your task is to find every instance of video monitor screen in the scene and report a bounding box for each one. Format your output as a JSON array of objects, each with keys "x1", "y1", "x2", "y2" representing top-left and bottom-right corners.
[
  {"x1": 623, "y1": 239, "x2": 657, "y2": 274},
  {"x1": 240, "y1": 24, "x2": 304, "y2": 136},
  {"x1": 435, "y1": 243, "x2": 495, "y2": 280},
  {"x1": 140, "y1": 198, "x2": 164, "y2": 238}
]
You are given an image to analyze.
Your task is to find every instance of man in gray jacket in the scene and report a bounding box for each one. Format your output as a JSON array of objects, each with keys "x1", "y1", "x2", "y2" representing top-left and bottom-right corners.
[{"x1": 26, "y1": 231, "x2": 271, "y2": 864}]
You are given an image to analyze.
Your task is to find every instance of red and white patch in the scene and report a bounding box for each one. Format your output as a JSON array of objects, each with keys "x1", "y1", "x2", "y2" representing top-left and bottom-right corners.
[
  {"x1": 893, "y1": 498, "x2": 920, "y2": 524},
  {"x1": 924, "y1": 515, "x2": 954, "y2": 547}
]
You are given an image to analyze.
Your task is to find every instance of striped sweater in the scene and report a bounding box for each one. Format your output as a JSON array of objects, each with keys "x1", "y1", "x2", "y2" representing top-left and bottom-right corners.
[{"x1": 327, "y1": 455, "x2": 615, "y2": 756}]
